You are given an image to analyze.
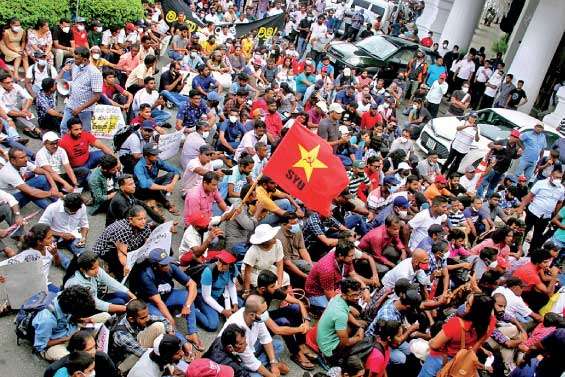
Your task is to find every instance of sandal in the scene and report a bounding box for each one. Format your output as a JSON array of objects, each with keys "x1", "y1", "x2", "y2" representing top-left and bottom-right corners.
[
  {"x1": 291, "y1": 354, "x2": 315, "y2": 371},
  {"x1": 185, "y1": 335, "x2": 204, "y2": 352},
  {"x1": 23, "y1": 128, "x2": 41, "y2": 139}
]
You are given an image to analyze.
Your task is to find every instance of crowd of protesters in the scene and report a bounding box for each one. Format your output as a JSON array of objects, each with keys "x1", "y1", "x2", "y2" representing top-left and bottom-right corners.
[{"x1": 0, "y1": 1, "x2": 563, "y2": 377}]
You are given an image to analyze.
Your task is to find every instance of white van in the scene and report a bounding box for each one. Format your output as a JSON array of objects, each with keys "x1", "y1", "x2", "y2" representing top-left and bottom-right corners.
[{"x1": 326, "y1": 0, "x2": 395, "y2": 33}]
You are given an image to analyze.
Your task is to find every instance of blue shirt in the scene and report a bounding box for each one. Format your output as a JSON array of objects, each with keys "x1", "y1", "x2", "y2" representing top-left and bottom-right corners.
[
  {"x1": 192, "y1": 74, "x2": 217, "y2": 93},
  {"x1": 200, "y1": 265, "x2": 238, "y2": 299},
  {"x1": 335, "y1": 90, "x2": 356, "y2": 106},
  {"x1": 133, "y1": 157, "x2": 181, "y2": 189},
  {"x1": 295, "y1": 72, "x2": 316, "y2": 94},
  {"x1": 426, "y1": 64, "x2": 447, "y2": 87},
  {"x1": 520, "y1": 131, "x2": 547, "y2": 162},
  {"x1": 316, "y1": 62, "x2": 335, "y2": 77},
  {"x1": 218, "y1": 120, "x2": 246, "y2": 144},
  {"x1": 32, "y1": 298, "x2": 77, "y2": 353},
  {"x1": 176, "y1": 101, "x2": 208, "y2": 129},
  {"x1": 134, "y1": 263, "x2": 190, "y2": 301}
]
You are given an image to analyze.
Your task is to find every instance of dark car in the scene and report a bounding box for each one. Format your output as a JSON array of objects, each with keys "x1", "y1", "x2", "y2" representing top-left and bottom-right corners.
[{"x1": 326, "y1": 35, "x2": 439, "y2": 80}]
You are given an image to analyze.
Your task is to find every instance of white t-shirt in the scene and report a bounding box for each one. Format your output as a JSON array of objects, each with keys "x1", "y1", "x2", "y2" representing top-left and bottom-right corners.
[
  {"x1": 310, "y1": 22, "x2": 328, "y2": 41},
  {"x1": 408, "y1": 209, "x2": 447, "y2": 250},
  {"x1": 426, "y1": 81, "x2": 448, "y2": 104},
  {"x1": 118, "y1": 132, "x2": 146, "y2": 157},
  {"x1": 181, "y1": 158, "x2": 210, "y2": 193},
  {"x1": 132, "y1": 89, "x2": 159, "y2": 113},
  {"x1": 492, "y1": 286, "x2": 532, "y2": 319},
  {"x1": 456, "y1": 59, "x2": 476, "y2": 80},
  {"x1": 127, "y1": 349, "x2": 161, "y2": 377},
  {"x1": 460, "y1": 174, "x2": 480, "y2": 193},
  {"x1": 484, "y1": 71, "x2": 504, "y2": 98},
  {"x1": 381, "y1": 258, "x2": 429, "y2": 290},
  {"x1": 451, "y1": 121, "x2": 479, "y2": 153},
  {"x1": 242, "y1": 239, "x2": 284, "y2": 285},
  {"x1": 0, "y1": 161, "x2": 37, "y2": 194},
  {"x1": 25, "y1": 64, "x2": 58, "y2": 86},
  {"x1": 35, "y1": 146, "x2": 70, "y2": 175},
  {"x1": 475, "y1": 66, "x2": 493, "y2": 83}
]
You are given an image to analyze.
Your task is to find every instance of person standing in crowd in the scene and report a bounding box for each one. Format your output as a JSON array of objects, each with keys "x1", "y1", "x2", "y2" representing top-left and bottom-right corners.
[{"x1": 441, "y1": 112, "x2": 480, "y2": 177}]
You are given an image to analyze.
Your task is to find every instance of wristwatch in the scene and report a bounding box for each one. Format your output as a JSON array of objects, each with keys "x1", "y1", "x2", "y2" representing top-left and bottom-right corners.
[{"x1": 269, "y1": 359, "x2": 278, "y2": 365}]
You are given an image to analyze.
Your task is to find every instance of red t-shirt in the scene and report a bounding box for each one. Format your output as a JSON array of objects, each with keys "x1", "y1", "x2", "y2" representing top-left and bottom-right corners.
[
  {"x1": 71, "y1": 27, "x2": 89, "y2": 48},
  {"x1": 360, "y1": 111, "x2": 383, "y2": 130},
  {"x1": 60, "y1": 132, "x2": 97, "y2": 167},
  {"x1": 430, "y1": 316, "x2": 496, "y2": 357},
  {"x1": 102, "y1": 82, "x2": 125, "y2": 98},
  {"x1": 265, "y1": 112, "x2": 283, "y2": 138},
  {"x1": 365, "y1": 346, "x2": 391, "y2": 377},
  {"x1": 512, "y1": 262, "x2": 542, "y2": 291},
  {"x1": 250, "y1": 98, "x2": 268, "y2": 115}
]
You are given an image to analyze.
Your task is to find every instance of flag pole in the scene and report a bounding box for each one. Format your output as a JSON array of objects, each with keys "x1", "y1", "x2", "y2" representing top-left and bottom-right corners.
[{"x1": 227, "y1": 173, "x2": 262, "y2": 221}]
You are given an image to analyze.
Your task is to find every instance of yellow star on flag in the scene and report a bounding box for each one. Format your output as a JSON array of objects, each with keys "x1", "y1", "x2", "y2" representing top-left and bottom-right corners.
[{"x1": 292, "y1": 144, "x2": 327, "y2": 182}]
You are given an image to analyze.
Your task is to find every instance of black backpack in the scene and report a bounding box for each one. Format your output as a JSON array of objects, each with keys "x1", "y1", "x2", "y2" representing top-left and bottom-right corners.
[
  {"x1": 15, "y1": 290, "x2": 58, "y2": 345},
  {"x1": 113, "y1": 125, "x2": 140, "y2": 152}
]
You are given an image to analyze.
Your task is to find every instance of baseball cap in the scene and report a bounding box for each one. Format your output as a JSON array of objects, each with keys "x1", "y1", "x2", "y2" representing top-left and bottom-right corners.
[
  {"x1": 435, "y1": 175, "x2": 448, "y2": 184},
  {"x1": 370, "y1": 103, "x2": 379, "y2": 110},
  {"x1": 187, "y1": 212, "x2": 211, "y2": 228},
  {"x1": 398, "y1": 162, "x2": 411, "y2": 170},
  {"x1": 199, "y1": 144, "x2": 215, "y2": 154},
  {"x1": 518, "y1": 175, "x2": 527, "y2": 182},
  {"x1": 510, "y1": 130, "x2": 520, "y2": 138},
  {"x1": 148, "y1": 248, "x2": 173, "y2": 266},
  {"x1": 439, "y1": 73, "x2": 447, "y2": 79},
  {"x1": 214, "y1": 250, "x2": 237, "y2": 265},
  {"x1": 383, "y1": 175, "x2": 400, "y2": 186},
  {"x1": 185, "y1": 358, "x2": 234, "y2": 377},
  {"x1": 343, "y1": 67, "x2": 351, "y2": 76},
  {"x1": 42, "y1": 131, "x2": 60, "y2": 143},
  {"x1": 316, "y1": 101, "x2": 328, "y2": 113},
  {"x1": 393, "y1": 196, "x2": 410, "y2": 208},
  {"x1": 329, "y1": 103, "x2": 344, "y2": 113},
  {"x1": 143, "y1": 143, "x2": 160, "y2": 155},
  {"x1": 34, "y1": 50, "x2": 46, "y2": 59},
  {"x1": 352, "y1": 160, "x2": 366, "y2": 169},
  {"x1": 467, "y1": 111, "x2": 478, "y2": 118},
  {"x1": 207, "y1": 91, "x2": 221, "y2": 102},
  {"x1": 141, "y1": 119, "x2": 156, "y2": 130},
  {"x1": 535, "y1": 123, "x2": 544, "y2": 129},
  {"x1": 125, "y1": 22, "x2": 136, "y2": 32},
  {"x1": 338, "y1": 125, "x2": 350, "y2": 135}
]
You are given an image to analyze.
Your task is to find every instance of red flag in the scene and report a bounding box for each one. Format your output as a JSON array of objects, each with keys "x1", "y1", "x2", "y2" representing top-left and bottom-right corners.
[{"x1": 262, "y1": 125, "x2": 348, "y2": 216}]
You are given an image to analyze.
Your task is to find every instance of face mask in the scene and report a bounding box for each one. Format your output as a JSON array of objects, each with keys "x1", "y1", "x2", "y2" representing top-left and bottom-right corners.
[
  {"x1": 398, "y1": 210, "x2": 408, "y2": 218},
  {"x1": 12, "y1": 26, "x2": 22, "y2": 33},
  {"x1": 461, "y1": 87, "x2": 469, "y2": 93},
  {"x1": 37, "y1": 59, "x2": 47, "y2": 66},
  {"x1": 389, "y1": 185, "x2": 398, "y2": 193},
  {"x1": 412, "y1": 104, "x2": 418, "y2": 110},
  {"x1": 418, "y1": 263, "x2": 430, "y2": 271},
  {"x1": 138, "y1": 28, "x2": 144, "y2": 33},
  {"x1": 399, "y1": 137, "x2": 407, "y2": 143},
  {"x1": 228, "y1": 115, "x2": 239, "y2": 123},
  {"x1": 95, "y1": 26, "x2": 103, "y2": 32},
  {"x1": 443, "y1": 44, "x2": 448, "y2": 48},
  {"x1": 255, "y1": 310, "x2": 270, "y2": 323},
  {"x1": 92, "y1": 53, "x2": 100, "y2": 60},
  {"x1": 201, "y1": 131, "x2": 210, "y2": 139},
  {"x1": 62, "y1": 26, "x2": 71, "y2": 33},
  {"x1": 383, "y1": 103, "x2": 389, "y2": 109},
  {"x1": 190, "y1": 52, "x2": 197, "y2": 58},
  {"x1": 289, "y1": 223, "x2": 301, "y2": 234},
  {"x1": 77, "y1": 25, "x2": 85, "y2": 32}
]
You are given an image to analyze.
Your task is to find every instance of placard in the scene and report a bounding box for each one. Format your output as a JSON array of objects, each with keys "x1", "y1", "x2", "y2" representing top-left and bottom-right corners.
[
  {"x1": 158, "y1": 131, "x2": 183, "y2": 160},
  {"x1": 91, "y1": 104, "x2": 126, "y2": 139}
]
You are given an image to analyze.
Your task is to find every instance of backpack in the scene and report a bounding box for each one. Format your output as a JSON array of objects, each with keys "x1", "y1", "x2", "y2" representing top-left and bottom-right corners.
[
  {"x1": 15, "y1": 290, "x2": 58, "y2": 345},
  {"x1": 437, "y1": 318, "x2": 480, "y2": 377},
  {"x1": 113, "y1": 125, "x2": 140, "y2": 152}
]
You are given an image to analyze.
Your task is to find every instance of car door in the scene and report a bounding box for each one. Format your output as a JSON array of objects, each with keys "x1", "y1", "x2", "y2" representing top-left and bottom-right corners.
[{"x1": 381, "y1": 47, "x2": 415, "y2": 81}]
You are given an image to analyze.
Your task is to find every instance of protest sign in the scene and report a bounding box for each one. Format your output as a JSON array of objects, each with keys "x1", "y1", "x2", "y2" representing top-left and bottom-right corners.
[
  {"x1": 122, "y1": 221, "x2": 174, "y2": 283},
  {"x1": 97, "y1": 324, "x2": 110, "y2": 353},
  {"x1": 158, "y1": 131, "x2": 183, "y2": 160},
  {"x1": 91, "y1": 105, "x2": 126, "y2": 139},
  {"x1": 0, "y1": 260, "x2": 46, "y2": 308}
]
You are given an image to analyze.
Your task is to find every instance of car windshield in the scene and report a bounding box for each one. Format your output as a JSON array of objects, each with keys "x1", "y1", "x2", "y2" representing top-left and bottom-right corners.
[
  {"x1": 356, "y1": 36, "x2": 397, "y2": 59},
  {"x1": 476, "y1": 109, "x2": 517, "y2": 140}
]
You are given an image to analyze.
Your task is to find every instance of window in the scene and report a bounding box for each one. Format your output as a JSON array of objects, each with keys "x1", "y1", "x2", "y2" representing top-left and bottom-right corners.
[
  {"x1": 476, "y1": 109, "x2": 516, "y2": 140},
  {"x1": 392, "y1": 48, "x2": 416, "y2": 65},
  {"x1": 356, "y1": 36, "x2": 398, "y2": 59},
  {"x1": 544, "y1": 131, "x2": 560, "y2": 149}
]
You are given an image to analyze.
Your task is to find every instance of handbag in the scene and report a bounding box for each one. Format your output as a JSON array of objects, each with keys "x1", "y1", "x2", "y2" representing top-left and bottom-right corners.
[{"x1": 437, "y1": 318, "x2": 480, "y2": 377}]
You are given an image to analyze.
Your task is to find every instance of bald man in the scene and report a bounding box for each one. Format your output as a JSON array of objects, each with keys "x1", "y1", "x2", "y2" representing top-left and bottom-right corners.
[
  {"x1": 380, "y1": 249, "x2": 431, "y2": 290},
  {"x1": 217, "y1": 294, "x2": 289, "y2": 376}
]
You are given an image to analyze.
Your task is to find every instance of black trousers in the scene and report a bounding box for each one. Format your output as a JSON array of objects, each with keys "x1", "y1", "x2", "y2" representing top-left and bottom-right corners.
[
  {"x1": 442, "y1": 146, "x2": 466, "y2": 177},
  {"x1": 427, "y1": 102, "x2": 440, "y2": 118},
  {"x1": 134, "y1": 172, "x2": 175, "y2": 207},
  {"x1": 524, "y1": 208, "x2": 551, "y2": 252},
  {"x1": 471, "y1": 82, "x2": 486, "y2": 109},
  {"x1": 479, "y1": 94, "x2": 494, "y2": 110}
]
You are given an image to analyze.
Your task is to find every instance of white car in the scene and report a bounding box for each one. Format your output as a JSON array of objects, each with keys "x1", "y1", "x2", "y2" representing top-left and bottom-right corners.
[{"x1": 415, "y1": 108, "x2": 564, "y2": 173}]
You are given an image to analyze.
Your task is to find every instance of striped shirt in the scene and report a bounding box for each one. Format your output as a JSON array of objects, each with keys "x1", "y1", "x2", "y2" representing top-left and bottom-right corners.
[{"x1": 347, "y1": 171, "x2": 370, "y2": 196}]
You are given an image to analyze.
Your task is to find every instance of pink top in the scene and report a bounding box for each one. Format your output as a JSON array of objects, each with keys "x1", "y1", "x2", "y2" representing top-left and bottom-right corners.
[
  {"x1": 183, "y1": 184, "x2": 224, "y2": 226},
  {"x1": 448, "y1": 243, "x2": 471, "y2": 258},
  {"x1": 117, "y1": 52, "x2": 141, "y2": 73},
  {"x1": 470, "y1": 239, "x2": 510, "y2": 259}
]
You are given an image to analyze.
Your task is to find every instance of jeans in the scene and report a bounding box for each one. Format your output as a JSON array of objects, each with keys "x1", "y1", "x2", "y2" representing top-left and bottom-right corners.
[
  {"x1": 338, "y1": 154, "x2": 353, "y2": 167},
  {"x1": 476, "y1": 169, "x2": 504, "y2": 198},
  {"x1": 525, "y1": 208, "x2": 551, "y2": 253},
  {"x1": 308, "y1": 295, "x2": 329, "y2": 309},
  {"x1": 147, "y1": 289, "x2": 198, "y2": 335},
  {"x1": 427, "y1": 102, "x2": 440, "y2": 118},
  {"x1": 389, "y1": 341, "x2": 411, "y2": 364},
  {"x1": 297, "y1": 36, "x2": 308, "y2": 57},
  {"x1": 270, "y1": 304, "x2": 304, "y2": 355},
  {"x1": 74, "y1": 150, "x2": 105, "y2": 186},
  {"x1": 102, "y1": 291, "x2": 131, "y2": 305},
  {"x1": 0, "y1": 202, "x2": 22, "y2": 252},
  {"x1": 151, "y1": 109, "x2": 171, "y2": 125},
  {"x1": 168, "y1": 50, "x2": 184, "y2": 61},
  {"x1": 418, "y1": 354, "x2": 446, "y2": 377},
  {"x1": 4, "y1": 137, "x2": 35, "y2": 158},
  {"x1": 57, "y1": 237, "x2": 86, "y2": 256},
  {"x1": 13, "y1": 175, "x2": 56, "y2": 209},
  {"x1": 260, "y1": 199, "x2": 295, "y2": 225},
  {"x1": 135, "y1": 172, "x2": 175, "y2": 207},
  {"x1": 60, "y1": 107, "x2": 93, "y2": 134},
  {"x1": 194, "y1": 295, "x2": 221, "y2": 332},
  {"x1": 161, "y1": 90, "x2": 188, "y2": 108},
  {"x1": 515, "y1": 157, "x2": 537, "y2": 181},
  {"x1": 345, "y1": 213, "x2": 369, "y2": 236},
  {"x1": 248, "y1": 338, "x2": 286, "y2": 377}
]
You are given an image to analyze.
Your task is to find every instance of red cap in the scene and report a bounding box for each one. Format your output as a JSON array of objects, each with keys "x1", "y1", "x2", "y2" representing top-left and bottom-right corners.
[
  {"x1": 215, "y1": 250, "x2": 237, "y2": 264},
  {"x1": 187, "y1": 212, "x2": 211, "y2": 228},
  {"x1": 439, "y1": 73, "x2": 447, "y2": 79},
  {"x1": 435, "y1": 175, "x2": 448, "y2": 185},
  {"x1": 510, "y1": 130, "x2": 520, "y2": 138},
  {"x1": 125, "y1": 22, "x2": 136, "y2": 32},
  {"x1": 186, "y1": 358, "x2": 234, "y2": 377},
  {"x1": 518, "y1": 175, "x2": 527, "y2": 182}
]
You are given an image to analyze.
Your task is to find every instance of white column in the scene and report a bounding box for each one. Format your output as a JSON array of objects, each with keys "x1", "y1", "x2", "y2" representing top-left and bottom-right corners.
[
  {"x1": 508, "y1": 0, "x2": 565, "y2": 114},
  {"x1": 504, "y1": 0, "x2": 540, "y2": 67},
  {"x1": 543, "y1": 87, "x2": 565, "y2": 129},
  {"x1": 416, "y1": 0, "x2": 455, "y2": 40},
  {"x1": 439, "y1": 0, "x2": 487, "y2": 51}
]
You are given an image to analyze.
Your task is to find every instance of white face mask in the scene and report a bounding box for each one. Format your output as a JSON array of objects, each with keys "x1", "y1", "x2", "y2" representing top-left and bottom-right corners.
[
  {"x1": 412, "y1": 104, "x2": 418, "y2": 110},
  {"x1": 92, "y1": 53, "x2": 100, "y2": 60},
  {"x1": 461, "y1": 87, "x2": 469, "y2": 93},
  {"x1": 229, "y1": 115, "x2": 238, "y2": 123},
  {"x1": 399, "y1": 137, "x2": 407, "y2": 143},
  {"x1": 62, "y1": 26, "x2": 71, "y2": 33},
  {"x1": 12, "y1": 26, "x2": 22, "y2": 33},
  {"x1": 398, "y1": 210, "x2": 408, "y2": 218},
  {"x1": 95, "y1": 26, "x2": 103, "y2": 32},
  {"x1": 190, "y1": 52, "x2": 197, "y2": 58},
  {"x1": 201, "y1": 131, "x2": 210, "y2": 139},
  {"x1": 383, "y1": 103, "x2": 389, "y2": 109},
  {"x1": 77, "y1": 24, "x2": 85, "y2": 31}
]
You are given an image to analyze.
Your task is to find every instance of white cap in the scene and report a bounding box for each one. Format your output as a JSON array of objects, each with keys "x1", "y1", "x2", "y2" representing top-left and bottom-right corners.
[
  {"x1": 316, "y1": 101, "x2": 328, "y2": 113},
  {"x1": 42, "y1": 131, "x2": 60, "y2": 143},
  {"x1": 329, "y1": 102, "x2": 344, "y2": 113},
  {"x1": 398, "y1": 162, "x2": 411, "y2": 170},
  {"x1": 343, "y1": 67, "x2": 351, "y2": 76},
  {"x1": 152, "y1": 334, "x2": 164, "y2": 356},
  {"x1": 338, "y1": 125, "x2": 350, "y2": 135}
]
